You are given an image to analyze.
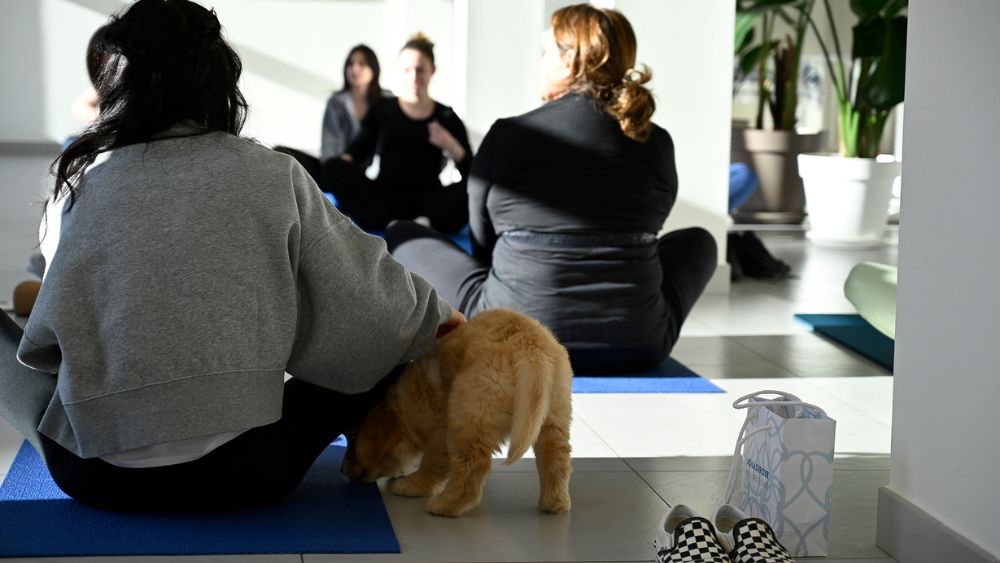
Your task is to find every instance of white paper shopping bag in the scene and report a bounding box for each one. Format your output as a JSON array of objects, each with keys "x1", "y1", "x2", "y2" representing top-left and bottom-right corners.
[{"x1": 723, "y1": 390, "x2": 837, "y2": 557}]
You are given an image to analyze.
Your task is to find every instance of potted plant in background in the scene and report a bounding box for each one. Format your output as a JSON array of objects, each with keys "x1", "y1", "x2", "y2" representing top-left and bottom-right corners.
[
  {"x1": 731, "y1": 0, "x2": 825, "y2": 225},
  {"x1": 798, "y1": 0, "x2": 907, "y2": 246}
]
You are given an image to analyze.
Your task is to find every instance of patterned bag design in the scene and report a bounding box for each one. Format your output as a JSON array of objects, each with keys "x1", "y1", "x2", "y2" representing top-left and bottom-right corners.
[{"x1": 723, "y1": 390, "x2": 837, "y2": 557}]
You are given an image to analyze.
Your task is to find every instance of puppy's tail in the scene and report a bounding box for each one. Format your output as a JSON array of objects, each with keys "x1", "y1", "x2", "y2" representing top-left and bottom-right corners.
[{"x1": 506, "y1": 349, "x2": 554, "y2": 464}]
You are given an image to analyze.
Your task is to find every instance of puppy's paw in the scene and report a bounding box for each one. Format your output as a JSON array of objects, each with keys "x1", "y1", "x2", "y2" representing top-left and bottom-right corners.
[
  {"x1": 539, "y1": 490, "x2": 571, "y2": 514},
  {"x1": 426, "y1": 494, "x2": 472, "y2": 517},
  {"x1": 389, "y1": 475, "x2": 440, "y2": 498}
]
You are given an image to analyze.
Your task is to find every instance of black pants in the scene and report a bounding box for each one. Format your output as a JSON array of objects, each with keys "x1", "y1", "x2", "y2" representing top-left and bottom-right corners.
[
  {"x1": 385, "y1": 221, "x2": 718, "y2": 373},
  {"x1": 274, "y1": 147, "x2": 467, "y2": 233},
  {"x1": 324, "y1": 159, "x2": 468, "y2": 233},
  {"x1": 1, "y1": 311, "x2": 399, "y2": 512}
]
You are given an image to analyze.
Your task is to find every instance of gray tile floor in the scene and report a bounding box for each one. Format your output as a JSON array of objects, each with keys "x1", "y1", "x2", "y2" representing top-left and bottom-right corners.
[{"x1": 0, "y1": 150, "x2": 898, "y2": 562}]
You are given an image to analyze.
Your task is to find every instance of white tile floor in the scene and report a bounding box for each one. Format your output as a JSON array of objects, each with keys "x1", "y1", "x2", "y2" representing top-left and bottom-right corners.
[{"x1": 0, "y1": 169, "x2": 899, "y2": 563}]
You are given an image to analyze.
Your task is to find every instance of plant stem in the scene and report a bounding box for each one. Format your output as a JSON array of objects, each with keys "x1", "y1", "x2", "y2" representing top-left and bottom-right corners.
[
  {"x1": 821, "y1": 0, "x2": 850, "y2": 97},
  {"x1": 756, "y1": 13, "x2": 773, "y2": 129},
  {"x1": 804, "y1": 9, "x2": 845, "y2": 105},
  {"x1": 782, "y1": 0, "x2": 811, "y2": 129}
]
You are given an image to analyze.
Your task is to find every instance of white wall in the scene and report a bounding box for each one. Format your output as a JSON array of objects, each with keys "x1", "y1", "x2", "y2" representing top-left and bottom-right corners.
[
  {"x1": 0, "y1": 0, "x2": 456, "y2": 154},
  {"x1": 889, "y1": 0, "x2": 1000, "y2": 556},
  {"x1": 0, "y1": 0, "x2": 106, "y2": 143},
  {"x1": 0, "y1": 1, "x2": 47, "y2": 141},
  {"x1": 455, "y1": 0, "x2": 547, "y2": 144},
  {"x1": 617, "y1": 0, "x2": 733, "y2": 281}
]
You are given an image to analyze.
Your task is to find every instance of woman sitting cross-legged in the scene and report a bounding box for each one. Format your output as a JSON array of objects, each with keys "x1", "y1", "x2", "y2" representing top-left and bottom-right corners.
[
  {"x1": 386, "y1": 4, "x2": 717, "y2": 374},
  {"x1": 324, "y1": 33, "x2": 473, "y2": 233},
  {"x1": 0, "y1": 0, "x2": 463, "y2": 512}
]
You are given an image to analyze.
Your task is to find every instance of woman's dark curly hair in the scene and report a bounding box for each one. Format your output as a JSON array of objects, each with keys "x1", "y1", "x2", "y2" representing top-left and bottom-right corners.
[{"x1": 52, "y1": 0, "x2": 248, "y2": 210}]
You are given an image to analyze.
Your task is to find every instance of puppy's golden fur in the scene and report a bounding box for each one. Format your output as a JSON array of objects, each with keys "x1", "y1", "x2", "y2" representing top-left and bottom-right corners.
[{"x1": 342, "y1": 308, "x2": 573, "y2": 517}]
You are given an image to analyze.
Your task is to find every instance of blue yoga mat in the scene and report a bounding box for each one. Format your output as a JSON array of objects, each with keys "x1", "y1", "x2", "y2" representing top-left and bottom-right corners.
[
  {"x1": 795, "y1": 313, "x2": 894, "y2": 371},
  {"x1": 572, "y1": 357, "x2": 723, "y2": 394},
  {"x1": 0, "y1": 441, "x2": 399, "y2": 558}
]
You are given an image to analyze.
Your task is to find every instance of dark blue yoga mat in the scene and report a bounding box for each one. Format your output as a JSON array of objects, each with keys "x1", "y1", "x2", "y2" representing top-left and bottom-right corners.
[
  {"x1": 795, "y1": 313, "x2": 895, "y2": 371},
  {"x1": 0, "y1": 440, "x2": 399, "y2": 558},
  {"x1": 572, "y1": 357, "x2": 723, "y2": 394}
]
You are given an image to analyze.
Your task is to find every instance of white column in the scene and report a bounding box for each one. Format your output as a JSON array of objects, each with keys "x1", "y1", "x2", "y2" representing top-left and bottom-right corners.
[
  {"x1": 454, "y1": 0, "x2": 547, "y2": 146},
  {"x1": 884, "y1": 0, "x2": 1000, "y2": 557}
]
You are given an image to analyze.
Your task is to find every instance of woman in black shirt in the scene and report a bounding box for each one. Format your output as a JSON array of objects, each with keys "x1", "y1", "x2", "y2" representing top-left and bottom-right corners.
[
  {"x1": 387, "y1": 5, "x2": 717, "y2": 373},
  {"x1": 324, "y1": 33, "x2": 472, "y2": 233}
]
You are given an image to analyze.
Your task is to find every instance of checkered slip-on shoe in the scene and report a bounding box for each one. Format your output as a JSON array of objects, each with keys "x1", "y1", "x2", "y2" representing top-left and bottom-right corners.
[
  {"x1": 652, "y1": 504, "x2": 730, "y2": 563},
  {"x1": 713, "y1": 505, "x2": 793, "y2": 563}
]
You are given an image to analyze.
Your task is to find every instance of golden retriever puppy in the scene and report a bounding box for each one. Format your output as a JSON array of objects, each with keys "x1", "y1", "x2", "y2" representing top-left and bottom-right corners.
[{"x1": 342, "y1": 308, "x2": 573, "y2": 517}]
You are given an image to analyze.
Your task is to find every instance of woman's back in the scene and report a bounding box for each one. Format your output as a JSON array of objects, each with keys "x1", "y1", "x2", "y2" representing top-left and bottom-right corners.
[
  {"x1": 469, "y1": 93, "x2": 679, "y2": 361},
  {"x1": 474, "y1": 92, "x2": 676, "y2": 236}
]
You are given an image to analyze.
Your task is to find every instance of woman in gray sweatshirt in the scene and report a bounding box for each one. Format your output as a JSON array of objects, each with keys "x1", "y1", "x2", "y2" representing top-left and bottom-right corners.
[{"x1": 0, "y1": 0, "x2": 461, "y2": 511}]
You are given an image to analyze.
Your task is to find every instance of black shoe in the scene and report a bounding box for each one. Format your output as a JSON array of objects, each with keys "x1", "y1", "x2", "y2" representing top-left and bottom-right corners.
[
  {"x1": 733, "y1": 232, "x2": 792, "y2": 280},
  {"x1": 727, "y1": 233, "x2": 744, "y2": 282}
]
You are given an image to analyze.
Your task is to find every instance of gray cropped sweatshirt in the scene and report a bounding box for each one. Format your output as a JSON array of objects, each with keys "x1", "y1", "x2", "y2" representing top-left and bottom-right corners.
[{"x1": 17, "y1": 126, "x2": 452, "y2": 459}]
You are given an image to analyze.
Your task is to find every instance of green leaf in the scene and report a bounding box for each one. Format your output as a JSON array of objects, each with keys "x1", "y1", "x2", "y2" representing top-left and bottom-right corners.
[
  {"x1": 884, "y1": 0, "x2": 908, "y2": 18},
  {"x1": 860, "y1": 16, "x2": 907, "y2": 110},
  {"x1": 735, "y1": 13, "x2": 758, "y2": 54},
  {"x1": 739, "y1": 43, "x2": 768, "y2": 76},
  {"x1": 850, "y1": 0, "x2": 889, "y2": 23},
  {"x1": 852, "y1": 16, "x2": 885, "y2": 59}
]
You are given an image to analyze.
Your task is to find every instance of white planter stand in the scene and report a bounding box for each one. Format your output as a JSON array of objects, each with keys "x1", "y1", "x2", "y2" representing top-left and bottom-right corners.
[{"x1": 798, "y1": 153, "x2": 902, "y2": 247}]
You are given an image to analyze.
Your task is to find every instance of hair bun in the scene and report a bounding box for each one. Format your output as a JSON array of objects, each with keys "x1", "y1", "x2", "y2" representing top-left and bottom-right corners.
[
  {"x1": 401, "y1": 32, "x2": 436, "y2": 66},
  {"x1": 407, "y1": 32, "x2": 434, "y2": 48}
]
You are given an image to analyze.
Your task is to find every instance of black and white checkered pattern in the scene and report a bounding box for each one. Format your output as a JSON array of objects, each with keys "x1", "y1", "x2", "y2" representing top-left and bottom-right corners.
[
  {"x1": 729, "y1": 518, "x2": 793, "y2": 563},
  {"x1": 654, "y1": 517, "x2": 730, "y2": 563}
]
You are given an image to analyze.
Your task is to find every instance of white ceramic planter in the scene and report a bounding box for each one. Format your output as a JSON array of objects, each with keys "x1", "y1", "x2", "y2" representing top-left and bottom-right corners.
[{"x1": 798, "y1": 153, "x2": 902, "y2": 247}]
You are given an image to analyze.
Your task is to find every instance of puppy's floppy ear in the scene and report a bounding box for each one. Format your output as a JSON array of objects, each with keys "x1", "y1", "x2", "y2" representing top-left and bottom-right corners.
[{"x1": 355, "y1": 403, "x2": 403, "y2": 466}]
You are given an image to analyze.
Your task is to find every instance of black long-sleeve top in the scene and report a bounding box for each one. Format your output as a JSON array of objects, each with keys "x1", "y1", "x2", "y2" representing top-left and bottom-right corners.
[
  {"x1": 347, "y1": 96, "x2": 473, "y2": 198},
  {"x1": 467, "y1": 92, "x2": 678, "y2": 354},
  {"x1": 468, "y1": 92, "x2": 676, "y2": 263}
]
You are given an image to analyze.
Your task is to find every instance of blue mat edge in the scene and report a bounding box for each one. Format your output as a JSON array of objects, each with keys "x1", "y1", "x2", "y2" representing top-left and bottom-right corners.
[
  {"x1": 794, "y1": 313, "x2": 895, "y2": 371},
  {"x1": 572, "y1": 358, "x2": 723, "y2": 394}
]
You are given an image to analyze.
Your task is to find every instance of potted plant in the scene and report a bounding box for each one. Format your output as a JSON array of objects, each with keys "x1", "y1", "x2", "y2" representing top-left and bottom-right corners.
[
  {"x1": 797, "y1": 0, "x2": 907, "y2": 246},
  {"x1": 731, "y1": 0, "x2": 825, "y2": 225}
]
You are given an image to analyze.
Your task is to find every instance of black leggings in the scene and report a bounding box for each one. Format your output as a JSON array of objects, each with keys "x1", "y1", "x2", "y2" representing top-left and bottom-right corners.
[
  {"x1": 324, "y1": 159, "x2": 468, "y2": 233},
  {"x1": 385, "y1": 221, "x2": 718, "y2": 373},
  {"x1": 273, "y1": 147, "x2": 467, "y2": 233},
  {"x1": 1, "y1": 311, "x2": 399, "y2": 512}
]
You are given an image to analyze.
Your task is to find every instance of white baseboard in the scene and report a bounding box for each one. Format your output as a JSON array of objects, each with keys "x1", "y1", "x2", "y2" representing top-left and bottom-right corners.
[{"x1": 877, "y1": 486, "x2": 997, "y2": 563}]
